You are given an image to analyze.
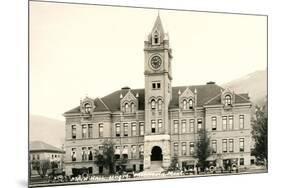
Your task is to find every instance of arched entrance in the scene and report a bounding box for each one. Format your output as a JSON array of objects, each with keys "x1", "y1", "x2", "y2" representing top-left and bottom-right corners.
[{"x1": 151, "y1": 146, "x2": 162, "y2": 161}]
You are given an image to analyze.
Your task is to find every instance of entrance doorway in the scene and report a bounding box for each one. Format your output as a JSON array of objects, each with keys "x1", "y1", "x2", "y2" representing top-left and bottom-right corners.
[{"x1": 151, "y1": 146, "x2": 162, "y2": 161}]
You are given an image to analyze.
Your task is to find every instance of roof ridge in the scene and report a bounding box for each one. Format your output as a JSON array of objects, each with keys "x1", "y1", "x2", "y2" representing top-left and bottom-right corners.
[
  {"x1": 97, "y1": 97, "x2": 111, "y2": 112},
  {"x1": 204, "y1": 93, "x2": 221, "y2": 105},
  {"x1": 235, "y1": 93, "x2": 251, "y2": 103}
]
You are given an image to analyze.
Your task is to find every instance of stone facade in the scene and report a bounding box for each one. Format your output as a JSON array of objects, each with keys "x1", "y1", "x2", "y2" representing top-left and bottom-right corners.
[{"x1": 63, "y1": 15, "x2": 252, "y2": 176}]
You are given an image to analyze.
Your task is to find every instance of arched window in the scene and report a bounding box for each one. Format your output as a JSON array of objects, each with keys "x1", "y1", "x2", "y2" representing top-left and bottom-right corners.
[
  {"x1": 183, "y1": 99, "x2": 187, "y2": 110},
  {"x1": 85, "y1": 103, "x2": 92, "y2": 113},
  {"x1": 225, "y1": 95, "x2": 232, "y2": 105},
  {"x1": 153, "y1": 31, "x2": 159, "y2": 44},
  {"x1": 131, "y1": 103, "x2": 135, "y2": 113},
  {"x1": 189, "y1": 99, "x2": 193, "y2": 109},
  {"x1": 151, "y1": 99, "x2": 156, "y2": 109},
  {"x1": 125, "y1": 103, "x2": 129, "y2": 113},
  {"x1": 158, "y1": 99, "x2": 162, "y2": 111}
]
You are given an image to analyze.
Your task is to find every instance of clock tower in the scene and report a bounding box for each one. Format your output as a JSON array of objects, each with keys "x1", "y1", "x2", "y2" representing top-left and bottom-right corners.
[{"x1": 143, "y1": 14, "x2": 173, "y2": 170}]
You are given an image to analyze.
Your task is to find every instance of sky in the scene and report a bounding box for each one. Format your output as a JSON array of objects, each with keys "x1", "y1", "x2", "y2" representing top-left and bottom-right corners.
[{"x1": 30, "y1": 1, "x2": 267, "y2": 120}]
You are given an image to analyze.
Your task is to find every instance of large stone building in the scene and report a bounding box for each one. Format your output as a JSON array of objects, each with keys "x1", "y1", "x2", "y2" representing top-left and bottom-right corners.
[{"x1": 63, "y1": 15, "x2": 252, "y2": 175}]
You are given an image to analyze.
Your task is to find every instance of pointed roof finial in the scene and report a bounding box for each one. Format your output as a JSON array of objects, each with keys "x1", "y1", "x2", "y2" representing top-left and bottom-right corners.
[
  {"x1": 178, "y1": 90, "x2": 181, "y2": 95},
  {"x1": 151, "y1": 12, "x2": 164, "y2": 35}
]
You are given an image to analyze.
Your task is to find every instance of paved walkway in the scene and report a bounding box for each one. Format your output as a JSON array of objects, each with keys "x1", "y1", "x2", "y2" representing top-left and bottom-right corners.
[{"x1": 29, "y1": 168, "x2": 267, "y2": 187}]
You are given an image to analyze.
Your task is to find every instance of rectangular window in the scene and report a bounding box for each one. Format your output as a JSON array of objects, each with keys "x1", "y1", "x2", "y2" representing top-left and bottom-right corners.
[
  {"x1": 124, "y1": 123, "x2": 128, "y2": 136},
  {"x1": 131, "y1": 145, "x2": 137, "y2": 158},
  {"x1": 240, "y1": 158, "x2": 244, "y2": 166},
  {"x1": 240, "y1": 138, "x2": 244, "y2": 152},
  {"x1": 139, "y1": 122, "x2": 144, "y2": 136},
  {"x1": 82, "y1": 124, "x2": 87, "y2": 139},
  {"x1": 82, "y1": 147, "x2": 87, "y2": 161},
  {"x1": 99, "y1": 123, "x2": 103, "y2": 137},
  {"x1": 32, "y1": 154, "x2": 35, "y2": 160},
  {"x1": 182, "y1": 142, "x2": 187, "y2": 156},
  {"x1": 222, "y1": 139, "x2": 227, "y2": 152},
  {"x1": 115, "y1": 123, "x2": 121, "y2": 137},
  {"x1": 197, "y1": 119, "x2": 202, "y2": 131},
  {"x1": 151, "y1": 120, "x2": 156, "y2": 133},
  {"x1": 229, "y1": 139, "x2": 234, "y2": 152},
  {"x1": 71, "y1": 148, "x2": 76, "y2": 161},
  {"x1": 229, "y1": 116, "x2": 234, "y2": 130},
  {"x1": 222, "y1": 116, "x2": 227, "y2": 131},
  {"x1": 152, "y1": 82, "x2": 161, "y2": 89},
  {"x1": 88, "y1": 147, "x2": 93, "y2": 160},
  {"x1": 99, "y1": 146, "x2": 104, "y2": 154},
  {"x1": 37, "y1": 154, "x2": 40, "y2": 160},
  {"x1": 190, "y1": 142, "x2": 194, "y2": 155},
  {"x1": 72, "y1": 125, "x2": 76, "y2": 139},
  {"x1": 174, "y1": 120, "x2": 179, "y2": 134},
  {"x1": 139, "y1": 145, "x2": 144, "y2": 159},
  {"x1": 182, "y1": 120, "x2": 187, "y2": 133},
  {"x1": 212, "y1": 140, "x2": 217, "y2": 153},
  {"x1": 212, "y1": 117, "x2": 217, "y2": 131},
  {"x1": 131, "y1": 122, "x2": 137, "y2": 136},
  {"x1": 190, "y1": 119, "x2": 195, "y2": 133},
  {"x1": 88, "y1": 124, "x2": 93, "y2": 138},
  {"x1": 158, "y1": 119, "x2": 162, "y2": 133},
  {"x1": 174, "y1": 142, "x2": 178, "y2": 156},
  {"x1": 239, "y1": 115, "x2": 244, "y2": 129}
]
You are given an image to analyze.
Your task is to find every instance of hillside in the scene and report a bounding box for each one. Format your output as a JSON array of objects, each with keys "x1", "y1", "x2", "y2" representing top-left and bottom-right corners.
[
  {"x1": 29, "y1": 115, "x2": 65, "y2": 148},
  {"x1": 223, "y1": 69, "x2": 267, "y2": 107}
]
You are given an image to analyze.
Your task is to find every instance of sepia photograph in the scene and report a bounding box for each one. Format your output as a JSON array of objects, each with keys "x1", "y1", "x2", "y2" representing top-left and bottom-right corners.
[{"x1": 29, "y1": 0, "x2": 268, "y2": 187}]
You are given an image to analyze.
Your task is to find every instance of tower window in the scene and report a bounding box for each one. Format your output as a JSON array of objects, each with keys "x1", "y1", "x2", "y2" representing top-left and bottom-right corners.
[
  {"x1": 152, "y1": 82, "x2": 161, "y2": 89},
  {"x1": 153, "y1": 31, "x2": 160, "y2": 45},
  {"x1": 151, "y1": 99, "x2": 156, "y2": 109},
  {"x1": 151, "y1": 120, "x2": 156, "y2": 133},
  {"x1": 158, "y1": 99, "x2": 162, "y2": 111}
]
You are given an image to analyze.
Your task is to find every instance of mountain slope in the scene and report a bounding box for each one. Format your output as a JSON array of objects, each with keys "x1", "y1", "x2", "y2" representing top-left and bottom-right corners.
[
  {"x1": 29, "y1": 115, "x2": 65, "y2": 148},
  {"x1": 223, "y1": 70, "x2": 267, "y2": 107}
]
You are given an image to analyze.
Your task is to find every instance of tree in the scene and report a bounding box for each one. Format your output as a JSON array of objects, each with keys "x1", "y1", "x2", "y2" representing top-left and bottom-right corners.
[
  {"x1": 194, "y1": 129, "x2": 211, "y2": 172},
  {"x1": 252, "y1": 105, "x2": 268, "y2": 168},
  {"x1": 94, "y1": 140, "x2": 116, "y2": 174},
  {"x1": 32, "y1": 160, "x2": 51, "y2": 178},
  {"x1": 168, "y1": 155, "x2": 180, "y2": 171}
]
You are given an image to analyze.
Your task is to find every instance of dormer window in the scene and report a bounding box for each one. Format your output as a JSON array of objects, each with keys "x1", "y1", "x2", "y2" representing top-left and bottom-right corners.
[
  {"x1": 183, "y1": 100, "x2": 187, "y2": 110},
  {"x1": 85, "y1": 103, "x2": 92, "y2": 113},
  {"x1": 125, "y1": 103, "x2": 130, "y2": 113},
  {"x1": 151, "y1": 99, "x2": 156, "y2": 110},
  {"x1": 131, "y1": 103, "x2": 135, "y2": 113},
  {"x1": 189, "y1": 99, "x2": 193, "y2": 109},
  {"x1": 225, "y1": 95, "x2": 232, "y2": 106}
]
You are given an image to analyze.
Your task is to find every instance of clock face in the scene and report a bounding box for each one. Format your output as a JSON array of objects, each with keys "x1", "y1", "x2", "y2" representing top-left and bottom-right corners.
[{"x1": 150, "y1": 55, "x2": 162, "y2": 70}]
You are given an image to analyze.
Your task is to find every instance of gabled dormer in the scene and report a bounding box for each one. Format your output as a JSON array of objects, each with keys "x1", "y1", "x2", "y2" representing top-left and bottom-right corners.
[
  {"x1": 120, "y1": 89, "x2": 138, "y2": 113},
  {"x1": 178, "y1": 87, "x2": 197, "y2": 110},
  {"x1": 80, "y1": 96, "x2": 95, "y2": 114},
  {"x1": 221, "y1": 88, "x2": 235, "y2": 107}
]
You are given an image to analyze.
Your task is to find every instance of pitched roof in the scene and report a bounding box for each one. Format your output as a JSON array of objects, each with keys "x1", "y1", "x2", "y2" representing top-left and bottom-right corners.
[
  {"x1": 30, "y1": 141, "x2": 64, "y2": 153},
  {"x1": 204, "y1": 92, "x2": 251, "y2": 106},
  {"x1": 64, "y1": 83, "x2": 250, "y2": 115}
]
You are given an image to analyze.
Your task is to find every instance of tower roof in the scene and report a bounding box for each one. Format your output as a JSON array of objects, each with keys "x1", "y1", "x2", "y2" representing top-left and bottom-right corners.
[{"x1": 151, "y1": 14, "x2": 165, "y2": 36}]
